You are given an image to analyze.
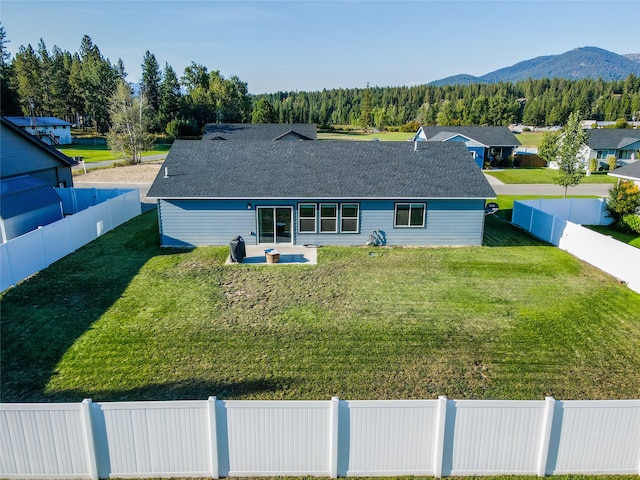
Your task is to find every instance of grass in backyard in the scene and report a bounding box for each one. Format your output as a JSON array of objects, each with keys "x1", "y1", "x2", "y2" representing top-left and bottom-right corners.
[
  {"x1": 57, "y1": 144, "x2": 170, "y2": 163},
  {"x1": 485, "y1": 167, "x2": 617, "y2": 185},
  {"x1": 514, "y1": 132, "x2": 543, "y2": 147},
  {"x1": 586, "y1": 224, "x2": 640, "y2": 248},
  {"x1": 318, "y1": 131, "x2": 414, "y2": 141},
  {"x1": 1, "y1": 212, "x2": 639, "y2": 403}
]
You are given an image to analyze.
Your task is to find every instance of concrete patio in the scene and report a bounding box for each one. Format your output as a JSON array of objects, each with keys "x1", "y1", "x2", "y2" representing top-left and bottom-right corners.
[{"x1": 226, "y1": 245, "x2": 318, "y2": 265}]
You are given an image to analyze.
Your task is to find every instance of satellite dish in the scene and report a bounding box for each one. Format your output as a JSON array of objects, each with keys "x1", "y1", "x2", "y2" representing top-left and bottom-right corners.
[{"x1": 485, "y1": 202, "x2": 499, "y2": 215}]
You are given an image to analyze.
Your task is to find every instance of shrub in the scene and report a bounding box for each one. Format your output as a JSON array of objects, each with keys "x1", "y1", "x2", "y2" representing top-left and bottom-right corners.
[
  {"x1": 617, "y1": 215, "x2": 640, "y2": 234},
  {"x1": 606, "y1": 180, "x2": 640, "y2": 222},
  {"x1": 589, "y1": 158, "x2": 598, "y2": 173},
  {"x1": 399, "y1": 120, "x2": 422, "y2": 132},
  {"x1": 607, "y1": 155, "x2": 618, "y2": 171},
  {"x1": 522, "y1": 127, "x2": 531, "y2": 132}
]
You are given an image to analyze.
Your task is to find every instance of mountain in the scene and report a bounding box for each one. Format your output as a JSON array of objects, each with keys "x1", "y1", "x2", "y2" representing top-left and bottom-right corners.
[{"x1": 429, "y1": 47, "x2": 640, "y2": 86}]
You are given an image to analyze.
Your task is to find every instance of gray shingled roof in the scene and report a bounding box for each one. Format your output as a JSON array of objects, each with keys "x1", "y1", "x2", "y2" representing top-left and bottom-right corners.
[
  {"x1": 418, "y1": 126, "x2": 521, "y2": 147},
  {"x1": 148, "y1": 140, "x2": 496, "y2": 199},
  {"x1": 586, "y1": 129, "x2": 640, "y2": 149},
  {"x1": 608, "y1": 161, "x2": 640, "y2": 181},
  {"x1": 202, "y1": 123, "x2": 317, "y2": 141}
]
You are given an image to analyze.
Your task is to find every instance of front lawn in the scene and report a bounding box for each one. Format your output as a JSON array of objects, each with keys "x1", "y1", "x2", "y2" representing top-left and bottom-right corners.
[
  {"x1": 1, "y1": 212, "x2": 639, "y2": 403},
  {"x1": 485, "y1": 167, "x2": 617, "y2": 184}
]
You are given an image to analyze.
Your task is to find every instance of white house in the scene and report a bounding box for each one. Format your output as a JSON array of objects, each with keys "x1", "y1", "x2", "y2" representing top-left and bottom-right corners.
[{"x1": 4, "y1": 116, "x2": 73, "y2": 145}]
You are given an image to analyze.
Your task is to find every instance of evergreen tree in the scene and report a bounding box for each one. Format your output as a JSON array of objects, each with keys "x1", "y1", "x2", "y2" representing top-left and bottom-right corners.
[
  {"x1": 140, "y1": 50, "x2": 161, "y2": 130},
  {"x1": 0, "y1": 22, "x2": 20, "y2": 115},
  {"x1": 251, "y1": 98, "x2": 278, "y2": 123},
  {"x1": 159, "y1": 62, "x2": 181, "y2": 128}
]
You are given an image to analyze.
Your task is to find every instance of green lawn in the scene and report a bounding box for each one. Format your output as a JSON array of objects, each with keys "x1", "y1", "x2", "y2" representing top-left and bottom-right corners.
[
  {"x1": 485, "y1": 167, "x2": 617, "y2": 184},
  {"x1": 57, "y1": 144, "x2": 171, "y2": 163},
  {"x1": 2, "y1": 210, "x2": 639, "y2": 403},
  {"x1": 514, "y1": 132, "x2": 543, "y2": 147},
  {"x1": 318, "y1": 131, "x2": 414, "y2": 141}
]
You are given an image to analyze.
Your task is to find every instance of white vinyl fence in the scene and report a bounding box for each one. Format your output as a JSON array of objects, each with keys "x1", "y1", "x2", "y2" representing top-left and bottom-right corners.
[
  {"x1": 1, "y1": 397, "x2": 639, "y2": 479},
  {"x1": 0, "y1": 188, "x2": 141, "y2": 292},
  {"x1": 512, "y1": 199, "x2": 640, "y2": 293}
]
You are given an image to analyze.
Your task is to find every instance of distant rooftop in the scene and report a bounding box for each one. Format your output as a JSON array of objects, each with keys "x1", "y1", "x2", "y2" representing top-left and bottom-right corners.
[{"x1": 202, "y1": 123, "x2": 317, "y2": 141}]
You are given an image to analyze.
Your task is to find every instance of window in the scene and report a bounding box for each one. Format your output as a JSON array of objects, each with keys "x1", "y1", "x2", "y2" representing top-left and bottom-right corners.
[
  {"x1": 298, "y1": 204, "x2": 317, "y2": 233},
  {"x1": 341, "y1": 204, "x2": 359, "y2": 233},
  {"x1": 395, "y1": 203, "x2": 426, "y2": 227},
  {"x1": 596, "y1": 150, "x2": 616, "y2": 160},
  {"x1": 320, "y1": 203, "x2": 338, "y2": 232}
]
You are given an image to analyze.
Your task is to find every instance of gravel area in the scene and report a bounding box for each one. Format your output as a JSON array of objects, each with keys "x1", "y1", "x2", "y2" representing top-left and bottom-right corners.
[{"x1": 73, "y1": 161, "x2": 163, "y2": 184}]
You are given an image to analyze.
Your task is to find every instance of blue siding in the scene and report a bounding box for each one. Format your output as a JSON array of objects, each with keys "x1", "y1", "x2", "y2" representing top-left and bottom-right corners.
[{"x1": 158, "y1": 198, "x2": 487, "y2": 247}]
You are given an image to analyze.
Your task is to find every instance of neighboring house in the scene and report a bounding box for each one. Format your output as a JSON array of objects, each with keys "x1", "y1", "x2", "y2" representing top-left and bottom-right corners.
[
  {"x1": 608, "y1": 161, "x2": 640, "y2": 188},
  {"x1": 1, "y1": 117, "x2": 76, "y2": 188},
  {"x1": 580, "y1": 129, "x2": 640, "y2": 168},
  {"x1": 4, "y1": 116, "x2": 73, "y2": 145},
  {"x1": 413, "y1": 126, "x2": 521, "y2": 169},
  {"x1": 202, "y1": 123, "x2": 317, "y2": 141},
  {"x1": 147, "y1": 141, "x2": 496, "y2": 247},
  {"x1": 0, "y1": 176, "x2": 63, "y2": 243}
]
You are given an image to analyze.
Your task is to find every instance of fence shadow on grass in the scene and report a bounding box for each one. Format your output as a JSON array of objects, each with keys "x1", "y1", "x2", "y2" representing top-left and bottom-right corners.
[
  {"x1": 483, "y1": 214, "x2": 549, "y2": 247},
  {"x1": 44, "y1": 378, "x2": 300, "y2": 403},
  {"x1": 0, "y1": 211, "x2": 190, "y2": 403}
]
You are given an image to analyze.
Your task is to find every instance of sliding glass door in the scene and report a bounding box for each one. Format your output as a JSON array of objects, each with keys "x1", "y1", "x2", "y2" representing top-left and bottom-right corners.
[{"x1": 257, "y1": 207, "x2": 292, "y2": 244}]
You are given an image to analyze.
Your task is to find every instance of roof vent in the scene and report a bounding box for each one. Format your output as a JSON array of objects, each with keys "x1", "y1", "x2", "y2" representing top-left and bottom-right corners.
[
  {"x1": 164, "y1": 167, "x2": 169, "y2": 179},
  {"x1": 414, "y1": 141, "x2": 418, "y2": 152}
]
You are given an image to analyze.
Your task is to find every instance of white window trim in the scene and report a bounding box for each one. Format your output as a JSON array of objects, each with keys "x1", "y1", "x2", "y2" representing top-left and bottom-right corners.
[
  {"x1": 340, "y1": 203, "x2": 360, "y2": 233},
  {"x1": 320, "y1": 203, "x2": 339, "y2": 233},
  {"x1": 394, "y1": 203, "x2": 426, "y2": 228},
  {"x1": 298, "y1": 203, "x2": 317, "y2": 234}
]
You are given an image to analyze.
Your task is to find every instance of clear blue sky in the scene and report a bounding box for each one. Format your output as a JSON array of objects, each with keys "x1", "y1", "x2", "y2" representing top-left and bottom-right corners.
[{"x1": 2, "y1": 0, "x2": 639, "y2": 94}]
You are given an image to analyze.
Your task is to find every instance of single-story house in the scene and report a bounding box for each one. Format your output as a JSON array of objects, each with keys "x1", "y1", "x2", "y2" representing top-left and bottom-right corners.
[
  {"x1": 413, "y1": 126, "x2": 521, "y2": 169},
  {"x1": 202, "y1": 123, "x2": 317, "y2": 141},
  {"x1": 0, "y1": 175, "x2": 63, "y2": 243},
  {"x1": 608, "y1": 161, "x2": 640, "y2": 188},
  {"x1": 1, "y1": 117, "x2": 76, "y2": 188},
  {"x1": 147, "y1": 140, "x2": 496, "y2": 247},
  {"x1": 4, "y1": 116, "x2": 73, "y2": 145},
  {"x1": 580, "y1": 129, "x2": 640, "y2": 168}
]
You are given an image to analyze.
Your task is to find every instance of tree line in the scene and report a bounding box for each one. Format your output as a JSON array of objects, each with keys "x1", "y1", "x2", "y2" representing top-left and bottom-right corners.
[
  {"x1": 256, "y1": 76, "x2": 640, "y2": 129},
  {"x1": 0, "y1": 29, "x2": 251, "y2": 135},
  {"x1": 1, "y1": 25, "x2": 639, "y2": 136}
]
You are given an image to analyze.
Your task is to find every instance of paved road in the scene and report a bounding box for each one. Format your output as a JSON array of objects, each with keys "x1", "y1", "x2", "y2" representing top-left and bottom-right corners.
[
  {"x1": 484, "y1": 173, "x2": 612, "y2": 196},
  {"x1": 72, "y1": 153, "x2": 167, "y2": 172}
]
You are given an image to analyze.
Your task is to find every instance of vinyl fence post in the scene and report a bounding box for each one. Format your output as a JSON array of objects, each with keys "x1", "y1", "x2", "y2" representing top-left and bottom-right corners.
[
  {"x1": 329, "y1": 397, "x2": 339, "y2": 478},
  {"x1": 207, "y1": 396, "x2": 219, "y2": 479},
  {"x1": 81, "y1": 399, "x2": 99, "y2": 480},
  {"x1": 433, "y1": 396, "x2": 448, "y2": 478},
  {"x1": 536, "y1": 396, "x2": 556, "y2": 477}
]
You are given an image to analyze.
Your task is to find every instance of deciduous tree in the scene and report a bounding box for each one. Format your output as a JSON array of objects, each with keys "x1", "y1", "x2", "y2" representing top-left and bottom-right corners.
[
  {"x1": 106, "y1": 80, "x2": 152, "y2": 165},
  {"x1": 556, "y1": 111, "x2": 588, "y2": 198}
]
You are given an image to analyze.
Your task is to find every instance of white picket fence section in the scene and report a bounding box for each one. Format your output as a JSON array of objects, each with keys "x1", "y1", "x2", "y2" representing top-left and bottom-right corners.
[
  {"x1": 0, "y1": 188, "x2": 141, "y2": 292},
  {"x1": 1, "y1": 397, "x2": 639, "y2": 479},
  {"x1": 512, "y1": 199, "x2": 640, "y2": 293}
]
